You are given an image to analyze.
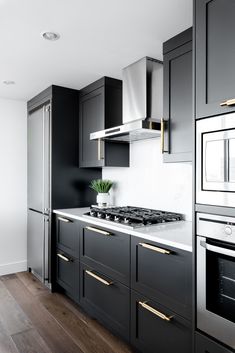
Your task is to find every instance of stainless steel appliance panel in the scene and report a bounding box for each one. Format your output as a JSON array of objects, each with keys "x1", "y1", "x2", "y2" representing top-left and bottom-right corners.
[
  {"x1": 28, "y1": 106, "x2": 44, "y2": 212},
  {"x1": 43, "y1": 105, "x2": 51, "y2": 215},
  {"x1": 27, "y1": 209, "x2": 44, "y2": 281},
  {"x1": 196, "y1": 113, "x2": 235, "y2": 207},
  {"x1": 197, "y1": 213, "x2": 235, "y2": 349},
  {"x1": 123, "y1": 57, "x2": 146, "y2": 124}
]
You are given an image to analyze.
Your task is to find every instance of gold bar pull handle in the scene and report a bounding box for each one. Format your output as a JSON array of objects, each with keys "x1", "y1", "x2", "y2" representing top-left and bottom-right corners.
[
  {"x1": 220, "y1": 98, "x2": 235, "y2": 107},
  {"x1": 57, "y1": 253, "x2": 71, "y2": 262},
  {"x1": 138, "y1": 301, "x2": 173, "y2": 322},
  {"x1": 57, "y1": 216, "x2": 73, "y2": 223},
  {"x1": 98, "y1": 138, "x2": 104, "y2": 161},
  {"x1": 161, "y1": 118, "x2": 167, "y2": 153},
  {"x1": 85, "y1": 226, "x2": 112, "y2": 236},
  {"x1": 139, "y1": 242, "x2": 171, "y2": 255},
  {"x1": 85, "y1": 270, "x2": 113, "y2": 286}
]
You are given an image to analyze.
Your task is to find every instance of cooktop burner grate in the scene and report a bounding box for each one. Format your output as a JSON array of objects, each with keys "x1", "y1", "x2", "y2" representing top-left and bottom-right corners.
[{"x1": 83, "y1": 206, "x2": 183, "y2": 229}]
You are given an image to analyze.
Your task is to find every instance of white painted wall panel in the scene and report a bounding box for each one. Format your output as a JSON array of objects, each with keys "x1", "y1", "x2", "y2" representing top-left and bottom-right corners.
[{"x1": 103, "y1": 139, "x2": 192, "y2": 220}]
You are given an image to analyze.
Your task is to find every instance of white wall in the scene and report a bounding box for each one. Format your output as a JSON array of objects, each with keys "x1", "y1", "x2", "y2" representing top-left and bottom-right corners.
[
  {"x1": 103, "y1": 139, "x2": 192, "y2": 220},
  {"x1": 0, "y1": 98, "x2": 27, "y2": 275}
]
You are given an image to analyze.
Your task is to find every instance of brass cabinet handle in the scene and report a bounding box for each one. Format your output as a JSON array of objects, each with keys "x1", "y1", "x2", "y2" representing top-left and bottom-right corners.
[
  {"x1": 138, "y1": 301, "x2": 173, "y2": 322},
  {"x1": 57, "y1": 253, "x2": 71, "y2": 262},
  {"x1": 98, "y1": 138, "x2": 104, "y2": 161},
  {"x1": 85, "y1": 270, "x2": 113, "y2": 286},
  {"x1": 139, "y1": 242, "x2": 171, "y2": 255},
  {"x1": 57, "y1": 216, "x2": 73, "y2": 223},
  {"x1": 220, "y1": 98, "x2": 235, "y2": 107},
  {"x1": 85, "y1": 226, "x2": 112, "y2": 236}
]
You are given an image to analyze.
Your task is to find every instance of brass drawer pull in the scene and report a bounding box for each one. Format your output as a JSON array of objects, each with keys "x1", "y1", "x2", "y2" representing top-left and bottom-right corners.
[
  {"x1": 85, "y1": 226, "x2": 112, "y2": 236},
  {"x1": 58, "y1": 216, "x2": 73, "y2": 223},
  {"x1": 85, "y1": 270, "x2": 113, "y2": 286},
  {"x1": 139, "y1": 242, "x2": 171, "y2": 255},
  {"x1": 57, "y1": 253, "x2": 71, "y2": 262},
  {"x1": 139, "y1": 301, "x2": 173, "y2": 322},
  {"x1": 220, "y1": 98, "x2": 235, "y2": 107}
]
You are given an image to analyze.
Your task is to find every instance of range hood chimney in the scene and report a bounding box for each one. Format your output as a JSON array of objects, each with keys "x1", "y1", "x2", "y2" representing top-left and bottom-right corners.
[{"x1": 90, "y1": 57, "x2": 163, "y2": 142}]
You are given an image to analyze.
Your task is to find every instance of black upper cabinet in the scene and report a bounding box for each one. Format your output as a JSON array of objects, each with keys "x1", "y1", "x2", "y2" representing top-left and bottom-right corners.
[
  {"x1": 195, "y1": 0, "x2": 235, "y2": 118},
  {"x1": 28, "y1": 85, "x2": 101, "y2": 210},
  {"x1": 163, "y1": 28, "x2": 193, "y2": 162},
  {"x1": 195, "y1": 333, "x2": 233, "y2": 353},
  {"x1": 79, "y1": 77, "x2": 129, "y2": 168}
]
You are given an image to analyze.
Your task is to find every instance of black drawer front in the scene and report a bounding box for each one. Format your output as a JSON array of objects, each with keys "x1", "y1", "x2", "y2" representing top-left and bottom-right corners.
[
  {"x1": 131, "y1": 290, "x2": 192, "y2": 353},
  {"x1": 195, "y1": 333, "x2": 232, "y2": 353},
  {"x1": 80, "y1": 224, "x2": 130, "y2": 285},
  {"x1": 56, "y1": 215, "x2": 79, "y2": 257},
  {"x1": 56, "y1": 250, "x2": 79, "y2": 301},
  {"x1": 131, "y1": 236, "x2": 192, "y2": 319},
  {"x1": 80, "y1": 263, "x2": 130, "y2": 341}
]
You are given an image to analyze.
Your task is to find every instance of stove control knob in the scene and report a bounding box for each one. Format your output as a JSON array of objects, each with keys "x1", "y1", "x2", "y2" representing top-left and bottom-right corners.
[{"x1": 225, "y1": 225, "x2": 232, "y2": 236}]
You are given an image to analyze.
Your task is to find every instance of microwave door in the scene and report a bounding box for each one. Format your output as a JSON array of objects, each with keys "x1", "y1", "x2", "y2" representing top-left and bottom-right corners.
[{"x1": 203, "y1": 134, "x2": 227, "y2": 191}]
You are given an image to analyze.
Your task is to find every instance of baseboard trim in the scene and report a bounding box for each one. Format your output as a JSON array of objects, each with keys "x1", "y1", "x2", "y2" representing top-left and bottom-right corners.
[{"x1": 0, "y1": 260, "x2": 27, "y2": 276}]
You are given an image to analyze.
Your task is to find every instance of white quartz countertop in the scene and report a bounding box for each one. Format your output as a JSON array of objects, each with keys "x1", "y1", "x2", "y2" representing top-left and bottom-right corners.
[{"x1": 53, "y1": 207, "x2": 192, "y2": 252}]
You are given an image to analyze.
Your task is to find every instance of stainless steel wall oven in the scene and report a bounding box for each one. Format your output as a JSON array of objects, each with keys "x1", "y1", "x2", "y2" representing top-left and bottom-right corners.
[
  {"x1": 197, "y1": 213, "x2": 235, "y2": 349},
  {"x1": 196, "y1": 113, "x2": 235, "y2": 207}
]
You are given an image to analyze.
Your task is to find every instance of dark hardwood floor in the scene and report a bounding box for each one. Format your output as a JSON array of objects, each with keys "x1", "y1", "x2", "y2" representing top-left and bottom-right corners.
[{"x1": 0, "y1": 272, "x2": 134, "y2": 353}]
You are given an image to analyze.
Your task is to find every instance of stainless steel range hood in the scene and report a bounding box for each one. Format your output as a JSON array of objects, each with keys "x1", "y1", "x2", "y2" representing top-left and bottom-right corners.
[{"x1": 90, "y1": 57, "x2": 163, "y2": 142}]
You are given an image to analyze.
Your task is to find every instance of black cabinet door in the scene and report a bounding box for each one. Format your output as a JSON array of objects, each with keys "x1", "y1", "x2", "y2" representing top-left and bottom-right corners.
[
  {"x1": 56, "y1": 249, "x2": 79, "y2": 302},
  {"x1": 163, "y1": 28, "x2": 192, "y2": 162},
  {"x1": 56, "y1": 215, "x2": 79, "y2": 257},
  {"x1": 195, "y1": 0, "x2": 235, "y2": 118},
  {"x1": 195, "y1": 333, "x2": 232, "y2": 353},
  {"x1": 131, "y1": 236, "x2": 192, "y2": 320},
  {"x1": 80, "y1": 263, "x2": 130, "y2": 341},
  {"x1": 79, "y1": 87, "x2": 105, "y2": 168},
  {"x1": 80, "y1": 223, "x2": 130, "y2": 285},
  {"x1": 79, "y1": 77, "x2": 129, "y2": 168},
  {"x1": 131, "y1": 290, "x2": 192, "y2": 353}
]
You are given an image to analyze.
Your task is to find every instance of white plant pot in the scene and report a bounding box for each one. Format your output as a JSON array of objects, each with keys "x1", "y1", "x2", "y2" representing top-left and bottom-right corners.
[{"x1": 96, "y1": 193, "x2": 110, "y2": 207}]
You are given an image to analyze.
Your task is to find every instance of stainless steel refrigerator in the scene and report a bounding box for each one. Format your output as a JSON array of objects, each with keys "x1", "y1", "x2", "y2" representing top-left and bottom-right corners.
[
  {"x1": 27, "y1": 103, "x2": 51, "y2": 285},
  {"x1": 27, "y1": 85, "x2": 102, "y2": 288}
]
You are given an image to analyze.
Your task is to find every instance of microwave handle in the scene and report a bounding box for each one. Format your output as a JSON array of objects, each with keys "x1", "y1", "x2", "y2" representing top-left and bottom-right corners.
[{"x1": 200, "y1": 240, "x2": 235, "y2": 258}]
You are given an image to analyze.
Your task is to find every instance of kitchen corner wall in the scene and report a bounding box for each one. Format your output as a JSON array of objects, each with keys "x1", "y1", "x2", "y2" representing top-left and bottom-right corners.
[
  {"x1": 0, "y1": 98, "x2": 27, "y2": 275},
  {"x1": 102, "y1": 139, "x2": 192, "y2": 221}
]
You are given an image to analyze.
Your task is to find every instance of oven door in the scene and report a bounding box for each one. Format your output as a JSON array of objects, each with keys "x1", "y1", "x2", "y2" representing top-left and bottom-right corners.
[
  {"x1": 196, "y1": 113, "x2": 235, "y2": 207},
  {"x1": 197, "y1": 235, "x2": 235, "y2": 349}
]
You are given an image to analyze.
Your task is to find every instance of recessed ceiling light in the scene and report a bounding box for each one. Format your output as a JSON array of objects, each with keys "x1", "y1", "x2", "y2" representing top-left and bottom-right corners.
[
  {"x1": 42, "y1": 31, "x2": 60, "y2": 41},
  {"x1": 3, "y1": 80, "x2": 15, "y2": 85}
]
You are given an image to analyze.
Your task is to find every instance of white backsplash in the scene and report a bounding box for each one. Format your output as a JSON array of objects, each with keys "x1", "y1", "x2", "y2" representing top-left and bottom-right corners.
[{"x1": 102, "y1": 138, "x2": 192, "y2": 221}]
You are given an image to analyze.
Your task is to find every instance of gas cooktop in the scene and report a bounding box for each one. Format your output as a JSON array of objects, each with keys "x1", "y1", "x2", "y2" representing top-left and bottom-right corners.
[{"x1": 83, "y1": 206, "x2": 183, "y2": 229}]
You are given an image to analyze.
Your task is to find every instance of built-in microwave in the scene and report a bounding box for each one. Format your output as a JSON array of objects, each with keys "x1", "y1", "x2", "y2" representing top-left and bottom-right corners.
[{"x1": 196, "y1": 113, "x2": 235, "y2": 207}]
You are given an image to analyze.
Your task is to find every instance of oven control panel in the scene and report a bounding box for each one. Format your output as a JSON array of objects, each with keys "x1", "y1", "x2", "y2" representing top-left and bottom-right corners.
[{"x1": 197, "y1": 213, "x2": 235, "y2": 243}]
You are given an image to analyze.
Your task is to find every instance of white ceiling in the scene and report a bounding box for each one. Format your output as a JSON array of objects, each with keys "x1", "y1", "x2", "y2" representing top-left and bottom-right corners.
[{"x1": 0, "y1": 0, "x2": 192, "y2": 101}]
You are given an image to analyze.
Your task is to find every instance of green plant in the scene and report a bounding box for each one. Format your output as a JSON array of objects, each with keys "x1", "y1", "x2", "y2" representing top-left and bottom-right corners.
[{"x1": 90, "y1": 179, "x2": 113, "y2": 193}]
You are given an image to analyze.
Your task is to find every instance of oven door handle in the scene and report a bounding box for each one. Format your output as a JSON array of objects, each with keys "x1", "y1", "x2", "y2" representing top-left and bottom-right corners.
[{"x1": 200, "y1": 240, "x2": 235, "y2": 258}]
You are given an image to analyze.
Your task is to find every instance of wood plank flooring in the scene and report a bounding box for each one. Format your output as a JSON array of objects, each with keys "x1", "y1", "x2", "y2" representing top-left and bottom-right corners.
[{"x1": 0, "y1": 272, "x2": 134, "y2": 353}]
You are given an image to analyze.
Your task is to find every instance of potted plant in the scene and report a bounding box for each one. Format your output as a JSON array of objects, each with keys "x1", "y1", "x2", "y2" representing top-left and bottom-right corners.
[{"x1": 90, "y1": 179, "x2": 113, "y2": 207}]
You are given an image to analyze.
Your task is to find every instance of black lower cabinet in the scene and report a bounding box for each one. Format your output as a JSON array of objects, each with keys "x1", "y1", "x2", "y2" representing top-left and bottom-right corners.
[
  {"x1": 80, "y1": 263, "x2": 130, "y2": 341},
  {"x1": 80, "y1": 223, "x2": 130, "y2": 285},
  {"x1": 56, "y1": 215, "x2": 79, "y2": 257},
  {"x1": 195, "y1": 332, "x2": 233, "y2": 353},
  {"x1": 131, "y1": 236, "x2": 192, "y2": 320},
  {"x1": 56, "y1": 249, "x2": 79, "y2": 302},
  {"x1": 131, "y1": 290, "x2": 192, "y2": 353}
]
